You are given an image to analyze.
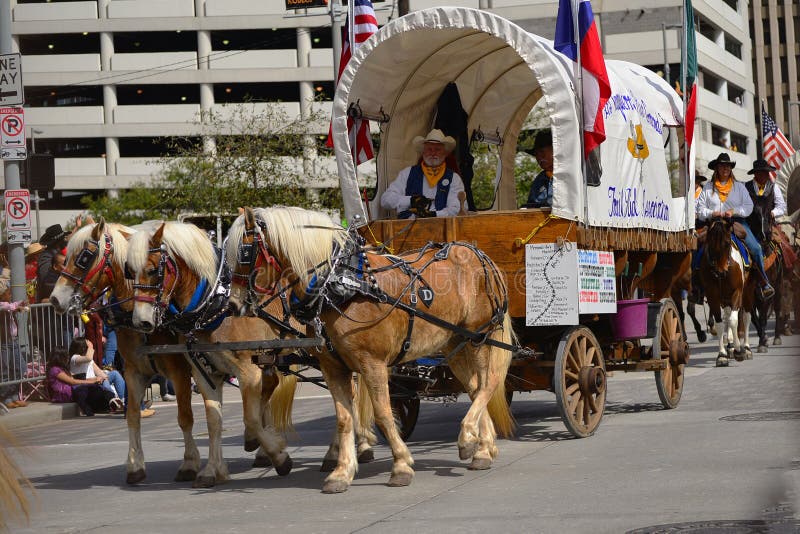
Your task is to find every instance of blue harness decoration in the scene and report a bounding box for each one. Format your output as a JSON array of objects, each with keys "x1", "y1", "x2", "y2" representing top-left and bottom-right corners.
[{"x1": 398, "y1": 165, "x2": 453, "y2": 219}]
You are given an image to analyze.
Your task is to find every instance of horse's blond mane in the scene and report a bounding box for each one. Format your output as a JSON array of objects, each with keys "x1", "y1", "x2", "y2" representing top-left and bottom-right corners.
[
  {"x1": 66, "y1": 223, "x2": 135, "y2": 271},
  {"x1": 128, "y1": 221, "x2": 218, "y2": 282},
  {"x1": 262, "y1": 207, "x2": 346, "y2": 280}
]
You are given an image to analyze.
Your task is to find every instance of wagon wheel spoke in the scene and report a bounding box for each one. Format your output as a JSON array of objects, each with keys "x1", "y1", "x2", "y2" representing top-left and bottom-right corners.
[
  {"x1": 654, "y1": 299, "x2": 686, "y2": 410},
  {"x1": 565, "y1": 382, "x2": 580, "y2": 396}
]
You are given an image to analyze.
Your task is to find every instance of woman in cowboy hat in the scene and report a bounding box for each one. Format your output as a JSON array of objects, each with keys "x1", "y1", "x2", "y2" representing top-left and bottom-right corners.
[
  {"x1": 380, "y1": 128, "x2": 466, "y2": 219},
  {"x1": 36, "y1": 224, "x2": 68, "y2": 302},
  {"x1": 696, "y1": 152, "x2": 775, "y2": 299}
]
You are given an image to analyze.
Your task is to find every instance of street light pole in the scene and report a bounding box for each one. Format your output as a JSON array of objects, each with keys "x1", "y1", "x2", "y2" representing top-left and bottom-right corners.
[
  {"x1": 30, "y1": 128, "x2": 44, "y2": 239},
  {"x1": 788, "y1": 101, "x2": 800, "y2": 149}
]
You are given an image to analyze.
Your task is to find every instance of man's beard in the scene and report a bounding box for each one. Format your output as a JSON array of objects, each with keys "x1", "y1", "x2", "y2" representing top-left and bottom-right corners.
[{"x1": 423, "y1": 155, "x2": 444, "y2": 167}]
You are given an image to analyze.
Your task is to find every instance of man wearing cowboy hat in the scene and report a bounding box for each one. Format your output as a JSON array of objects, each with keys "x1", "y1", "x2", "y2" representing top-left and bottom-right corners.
[
  {"x1": 380, "y1": 128, "x2": 465, "y2": 219},
  {"x1": 36, "y1": 224, "x2": 68, "y2": 302},
  {"x1": 523, "y1": 130, "x2": 554, "y2": 208},
  {"x1": 697, "y1": 152, "x2": 774, "y2": 299},
  {"x1": 745, "y1": 158, "x2": 794, "y2": 270}
]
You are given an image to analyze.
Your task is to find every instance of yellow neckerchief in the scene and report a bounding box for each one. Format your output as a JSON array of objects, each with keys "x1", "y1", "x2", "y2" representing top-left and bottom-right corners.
[
  {"x1": 756, "y1": 181, "x2": 766, "y2": 196},
  {"x1": 421, "y1": 162, "x2": 446, "y2": 188},
  {"x1": 694, "y1": 184, "x2": 702, "y2": 199},
  {"x1": 714, "y1": 177, "x2": 733, "y2": 203}
]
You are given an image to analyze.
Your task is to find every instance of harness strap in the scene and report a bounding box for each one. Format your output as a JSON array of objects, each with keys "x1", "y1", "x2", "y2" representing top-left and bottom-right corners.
[
  {"x1": 390, "y1": 286, "x2": 417, "y2": 367},
  {"x1": 186, "y1": 350, "x2": 219, "y2": 390}
]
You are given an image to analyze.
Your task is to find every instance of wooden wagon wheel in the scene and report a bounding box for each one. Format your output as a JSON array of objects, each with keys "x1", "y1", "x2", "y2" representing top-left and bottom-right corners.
[
  {"x1": 554, "y1": 326, "x2": 606, "y2": 438},
  {"x1": 653, "y1": 298, "x2": 689, "y2": 409}
]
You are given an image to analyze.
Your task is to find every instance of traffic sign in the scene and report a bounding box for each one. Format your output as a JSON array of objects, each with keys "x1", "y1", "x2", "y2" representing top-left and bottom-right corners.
[
  {"x1": 0, "y1": 53, "x2": 23, "y2": 107},
  {"x1": 4, "y1": 189, "x2": 32, "y2": 245},
  {"x1": 0, "y1": 107, "x2": 26, "y2": 160}
]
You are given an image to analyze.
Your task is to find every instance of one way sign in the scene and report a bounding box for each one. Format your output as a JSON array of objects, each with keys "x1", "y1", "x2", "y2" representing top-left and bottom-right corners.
[{"x1": 0, "y1": 53, "x2": 23, "y2": 107}]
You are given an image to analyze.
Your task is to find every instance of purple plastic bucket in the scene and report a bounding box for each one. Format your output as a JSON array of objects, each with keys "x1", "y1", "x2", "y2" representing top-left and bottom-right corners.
[{"x1": 610, "y1": 298, "x2": 651, "y2": 340}]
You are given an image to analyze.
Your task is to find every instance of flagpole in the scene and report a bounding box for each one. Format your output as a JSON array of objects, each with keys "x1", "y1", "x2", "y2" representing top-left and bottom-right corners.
[
  {"x1": 572, "y1": 0, "x2": 588, "y2": 225},
  {"x1": 682, "y1": 1, "x2": 690, "y2": 236}
]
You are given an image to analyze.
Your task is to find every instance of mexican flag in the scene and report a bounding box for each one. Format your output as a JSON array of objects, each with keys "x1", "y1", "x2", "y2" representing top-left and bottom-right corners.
[{"x1": 683, "y1": 0, "x2": 698, "y2": 179}]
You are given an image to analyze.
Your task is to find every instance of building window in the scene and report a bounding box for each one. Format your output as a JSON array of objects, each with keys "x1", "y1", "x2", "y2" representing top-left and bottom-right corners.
[
  {"x1": 34, "y1": 138, "x2": 105, "y2": 157},
  {"x1": 117, "y1": 84, "x2": 200, "y2": 105},
  {"x1": 729, "y1": 132, "x2": 747, "y2": 153},
  {"x1": 18, "y1": 33, "x2": 100, "y2": 55},
  {"x1": 25, "y1": 86, "x2": 102, "y2": 107},
  {"x1": 120, "y1": 137, "x2": 201, "y2": 157},
  {"x1": 724, "y1": 36, "x2": 742, "y2": 59},
  {"x1": 720, "y1": 0, "x2": 737, "y2": 11},
  {"x1": 114, "y1": 31, "x2": 197, "y2": 53},
  {"x1": 210, "y1": 29, "x2": 297, "y2": 51},
  {"x1": 213, "y1": 83, "x2": 300, "y2": 103}
]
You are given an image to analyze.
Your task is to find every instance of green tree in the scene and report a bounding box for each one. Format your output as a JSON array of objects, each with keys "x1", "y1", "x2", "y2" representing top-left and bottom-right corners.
[{"x1": 83, "y1": 103, "x2": 340, "y2": 225}]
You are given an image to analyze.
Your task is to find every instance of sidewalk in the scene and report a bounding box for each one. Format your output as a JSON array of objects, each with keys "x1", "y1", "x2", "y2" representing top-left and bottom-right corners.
[{"x1": 0, "y1": 401, "x2": 79, "y2": 431}]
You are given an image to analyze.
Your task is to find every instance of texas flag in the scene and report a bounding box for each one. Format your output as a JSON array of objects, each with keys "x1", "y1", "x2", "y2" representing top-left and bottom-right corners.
[{"x1": 554, "y1": 0, "x2": 611, "y2": 157}]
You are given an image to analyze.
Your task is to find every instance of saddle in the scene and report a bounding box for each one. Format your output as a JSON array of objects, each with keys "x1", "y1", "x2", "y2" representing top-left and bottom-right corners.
[{"x1": 771, "y1": 225, "x2": 797, "y2": 270}]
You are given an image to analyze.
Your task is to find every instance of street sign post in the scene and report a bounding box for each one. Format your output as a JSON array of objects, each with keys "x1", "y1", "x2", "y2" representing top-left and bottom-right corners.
[
  {"x1": 0, "y1": 53, "x2": 23, "y2": 107},
  {"x1": 0, "y1": 106, "x2": 26, "y2": 160},
  {"x1": 4, "y1": 188, "x2": 32, "y2": 244}
]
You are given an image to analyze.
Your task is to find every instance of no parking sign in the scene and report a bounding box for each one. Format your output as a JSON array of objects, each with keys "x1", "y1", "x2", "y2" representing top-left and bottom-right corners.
[
  {"x1": 0, "y1": 107, "x2": 26, "y2": 160},
  {"x1": 4, "y1": 189, "x2": 31, "y2": 244}
]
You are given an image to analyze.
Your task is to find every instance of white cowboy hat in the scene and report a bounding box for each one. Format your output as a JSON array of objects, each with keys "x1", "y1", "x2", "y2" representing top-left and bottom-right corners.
[{"x1": 412, "y1": 129, "x2": 456, "y2": 154}]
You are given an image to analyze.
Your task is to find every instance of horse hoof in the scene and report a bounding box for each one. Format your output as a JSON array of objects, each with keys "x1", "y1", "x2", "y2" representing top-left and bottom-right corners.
[
  {"x1": 320, "y1": 459, "x2": 338, "y2": 472},
  {"x1": 709, "y1": 327, "x2": 718, "y2": 336},
  {"x1": 174, "y1": 469, "x2": 197, "y2": 482},
  {"x1": 467, "y1": 457, "x2": 492, "y2": 471},
  {"x1": 734, "y1": 350, "x2": 745, "y2": 361},
  {"x1": 757, "y1": 345, "x2": 768, "y2": 354},
  {"x1": 387, "y1": 471, "x2": 414, "y2": 487},
  {"x1": 744, "y1": 350, "x2": 753, "y2": 360},
  {"x1": 322, "y1": 479, "x2": 350, "y2": 494},
  {"x1": 244, "y1": 439, "x2": 259, "y2": 452},
  {"x1": 458, "y1": 443, "x2": 478, "y2": 461},
  {"x1": 357, "y1": 448, "x2": 375, "y2": 464},
  {"x1": 274, "y1": 455, "x2": 293, "y2": 477},
  {"x1": 697, "y1": 331, "x2": 707, "y2": 343},
  {"x1": 192, "y1": 475, "x2": 216, "y2": 488},
  {"x1": 715, "y1": 356, "x2": 729, "y2": 367},
  {"x1": 252, "y1": 456, "x2": 272, "y2": 468},
  {"x1": 126, "y1": 469, "x2": 146, "y2": 485},
  {"x1": 773, "y1": 338, "x2": 782, "y2": 346}
]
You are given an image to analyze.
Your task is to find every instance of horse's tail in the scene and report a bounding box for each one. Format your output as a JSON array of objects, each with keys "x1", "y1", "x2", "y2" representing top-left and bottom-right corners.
[
  {"x1": 487, "y1": 312, "x2": 516, "y2": 438},
  {"x1": 0, "y1": 425, "x2": 33, "y2": 530},
  {"x1": 355, "y1": 373, "x2": 377, "y2": 446},
  {"x1": 269, "y1": 365, "x2": 298, "y2": 434}
]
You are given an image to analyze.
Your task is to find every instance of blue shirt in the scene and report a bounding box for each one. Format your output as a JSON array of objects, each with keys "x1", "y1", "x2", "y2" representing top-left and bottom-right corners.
[{"x1": 526, "y1": 170, "x2": 552, "y2": 208}]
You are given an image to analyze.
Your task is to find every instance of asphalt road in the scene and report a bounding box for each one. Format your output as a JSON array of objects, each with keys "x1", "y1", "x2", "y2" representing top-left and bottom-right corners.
[{"x1": 6, "y1": 318, "x2": 800, "y2": 533}]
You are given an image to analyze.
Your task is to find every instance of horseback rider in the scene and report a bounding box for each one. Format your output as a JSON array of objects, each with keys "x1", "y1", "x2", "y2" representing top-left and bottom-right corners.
[
  {"x1": 745, "y1": 158, "x2": 796, "y2": 270},
  {"x1": 380, "y1": 128, "x2": 466, "y2": 219},
  {"x1": 696, "y1": 152, "x2": 775, "y2": 299}
]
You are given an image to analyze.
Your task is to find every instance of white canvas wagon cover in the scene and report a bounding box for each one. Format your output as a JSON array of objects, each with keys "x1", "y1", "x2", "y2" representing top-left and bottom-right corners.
[{"x1": 332, "y1": 7, "x2": 690, "y2": 232}]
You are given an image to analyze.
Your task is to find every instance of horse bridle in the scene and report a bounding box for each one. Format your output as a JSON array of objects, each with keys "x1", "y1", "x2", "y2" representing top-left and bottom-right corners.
[
  {"x1": 58, "y1": 233, "x2": 116, "y2": 307},
  {"x1": 132, "y1": 244, "x2": 181, "y2": 325},
  {"x1": 233, "y1": 220, "x2": 283, "y2": 305}
]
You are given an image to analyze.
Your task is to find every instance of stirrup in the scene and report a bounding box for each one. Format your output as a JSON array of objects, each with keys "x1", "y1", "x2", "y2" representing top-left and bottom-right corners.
[{"x1": 759, "y1": 283, "x2": 775, "y2": 300}]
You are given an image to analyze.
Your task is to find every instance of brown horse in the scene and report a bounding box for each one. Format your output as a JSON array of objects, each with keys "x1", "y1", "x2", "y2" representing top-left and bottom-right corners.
[
  {"x1": 49, "y1": 221, "x2": 296, "y2": 486},
  {"x1": 226, "y1": 206, "x2": 515, "y2": 493},
  {"x1": 698, "y1": 217, "x2": 750, "y2": 366},
  {"x1": 126, "y1": 221, "x2": 377, "y2": 486}
]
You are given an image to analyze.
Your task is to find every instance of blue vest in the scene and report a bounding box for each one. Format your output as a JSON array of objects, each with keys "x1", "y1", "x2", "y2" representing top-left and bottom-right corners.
[{"x1": 398, "y1": 165, "x2": 454, "y2": 219}]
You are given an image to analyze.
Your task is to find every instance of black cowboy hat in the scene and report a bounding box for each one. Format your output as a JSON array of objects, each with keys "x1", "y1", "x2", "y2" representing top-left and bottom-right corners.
[
  {"x1": 39, "y1": 224, "x2": 68, "y2": 248},
  {"x1": 521, "y1": 129, "x2": 553, "y2": 156},
  {"x1": 695, "y1": 174, "x2": 708, "y2": 183},
  {"x1": 747, "y1": 158, "x2": 777, "y2": 175},
  {"x1": 708, "y1": 152, "x2": 736, "y2": 170}
]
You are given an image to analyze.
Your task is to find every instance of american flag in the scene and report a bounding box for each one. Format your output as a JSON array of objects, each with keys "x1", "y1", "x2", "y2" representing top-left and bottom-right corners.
[
  {"x1": 325, "y1": 0, "x2": 378, "y2": 165},
  {"x1": 762, "y1": 103, "x2": 795, "y2": 174}
]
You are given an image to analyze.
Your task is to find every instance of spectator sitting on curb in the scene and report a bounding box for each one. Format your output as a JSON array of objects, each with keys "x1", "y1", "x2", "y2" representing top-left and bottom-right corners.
[
  {"x1": 46, "y1": 346, "x2": 103, "y2": 408},
  {"x1": 68, "y1": 337, "x2": 124, "y2": 414}
]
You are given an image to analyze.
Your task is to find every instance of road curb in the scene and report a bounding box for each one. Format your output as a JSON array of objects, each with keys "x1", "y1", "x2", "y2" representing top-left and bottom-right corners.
[{"x1": 0, "y1": 402, "x2": 79, "y2": 431}]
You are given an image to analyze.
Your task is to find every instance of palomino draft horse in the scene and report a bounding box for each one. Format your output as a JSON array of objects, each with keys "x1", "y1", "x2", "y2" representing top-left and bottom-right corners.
[
  {"x1": 226, "y1": 206, "x2": 515, "y2": 493},
  {"x1": 49, "y1": 221, "x2": 295, "y2": 487},
  {"x1": 127, "y1": 221, "x2": 377, "y2": 485},
  {"x1": 698, "y1": 217, "x2": 751, "y2": 366},
  {"x1": 744, "y1": 203, "x2": 785, "y2": 352}
]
